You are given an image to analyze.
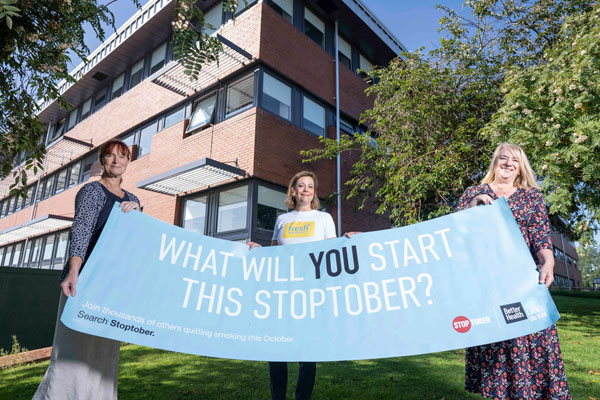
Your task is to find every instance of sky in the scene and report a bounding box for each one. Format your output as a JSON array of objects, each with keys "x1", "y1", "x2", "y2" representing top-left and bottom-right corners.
[{"x1": 70, "y1": 0, "x2": 466, "y2": 72}]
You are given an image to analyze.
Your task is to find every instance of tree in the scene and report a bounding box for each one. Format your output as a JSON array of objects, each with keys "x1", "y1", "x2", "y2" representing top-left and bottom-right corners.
[
  {"x1": 481, "y1": 4, "x2": 600, "y2": 245},
  {"x1": 304, "y1": 0, "x2": 594, "y2": 237},
  {"x1": 578, "y1": 243, "x2": 600, "y2": 287},
  {"x1": 0, "y1": 0, "x2": 236, "y2": 198}
]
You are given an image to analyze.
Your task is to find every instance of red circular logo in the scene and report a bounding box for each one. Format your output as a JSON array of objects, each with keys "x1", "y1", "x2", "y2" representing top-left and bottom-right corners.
[{"x1": 452, "y1": 316, "x2": 471, "y2": 333}]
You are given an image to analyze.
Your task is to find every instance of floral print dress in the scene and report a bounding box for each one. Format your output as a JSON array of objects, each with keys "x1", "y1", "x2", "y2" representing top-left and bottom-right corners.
[{"x1": 456, "y1": 184, "x2": 570, "y2": 400}]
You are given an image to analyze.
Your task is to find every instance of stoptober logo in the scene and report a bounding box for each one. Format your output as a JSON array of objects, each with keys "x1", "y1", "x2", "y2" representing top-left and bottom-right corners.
[
  {"x1": 452, "y1": 316, "x2": 471, "y2": 333},
  {"x1": 500, "y1": 302, "x2": 528, "y2": 324}
]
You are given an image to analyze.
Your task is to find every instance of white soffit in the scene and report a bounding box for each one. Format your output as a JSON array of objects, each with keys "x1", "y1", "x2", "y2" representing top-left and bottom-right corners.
[{"x1": 0, "y1": 215, "x2": 73, "y2": 246}]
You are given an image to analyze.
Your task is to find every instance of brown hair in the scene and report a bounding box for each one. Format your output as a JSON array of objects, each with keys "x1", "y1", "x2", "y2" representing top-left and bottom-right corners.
[
  {"x1": 98, "y1": 139, "x2": 131, "y2": 166},
  {"x1": 285, "y1": 170, "x2": 320, "y2": 210},
  {"x1": 481, "y1": 143, "x2": 540, "y2": 189}
]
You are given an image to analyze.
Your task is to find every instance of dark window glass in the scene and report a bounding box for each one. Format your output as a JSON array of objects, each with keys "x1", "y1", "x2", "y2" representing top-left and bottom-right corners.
[
  {"x1": 49, "y1": 119, "x2": 65, "y2": 143},
  {"x1": 36, "y1": 180, "x2": 45, "y2": 203},
  {"x1": 93, "y1": 88, "x2": 107, "y2": 112},
  {"x1": 304, "y1": 8, "x2": 324, "y2": 48},
  {"x1": 139, "y1": 122, "x2": 158, "y2": 157},
  {"x1": 338, "y1": 36, "x2": 352, "y2": 69},
  {"x1": 257, "y1": 185, "x2": 287, "y2": 230},
  {"x1": 188, "y1": 95, "x2": 217, "y2": 131},
  {"x1": 43, "y1": 175, "x2": 55, "y2": 199},
  {"x1": 303, "y1": 96, "x2": 325, "y2": 136},
  {"x1": 217, "y1": 186, "x2": 248, "y2": 232},
  {"x1": 164, "y1": 107, "x2": 185, "y2": 130},
  {"x1": 66, "y1": 108, "x2": 78, "y2": 131},
  {"x1": 80, "y1": 152, "x2": 97, "y2": 183},
  {"x1": 80, "y1": 98, "x2": 92, "y2": 120},
  {"x1": 68, "y1": 162, "x2": 81, "y2": 187},
  {"x1": 22, "y1": 239, "x2": 32, "y2": 266},
  {"x1": 0, "y1": 199, "x2": 5, "y2": 217},
  {"x1": 271, "y1": 0, "x2": 293, "y2": 23},
  {"x1": 112, "y1": 73, "x2": 125, "y2": 99},
  {"x1": 262, "y1": 73, "x2": 291, "y2": 120},
  {"x1": 183, "y1": 195, "x2": 208, "y2": 234},
  {"x1": 15, "y1": 195, "x2": 25, "y2": 211},
  {"x1": 226, "y1": 75, "x2": 254, "y2": 117},
  {"x1": 6, "y1": 196, "x2": 14, "y2": 214},
  {"x1": 55, "y1": 169, "x2": 68, "y2": 194},
  {"x1": 129, "y1": 59, "x2": 144, "y2": 89},
  {"x1": 26, "y1": 186, "x2": 35, "y2": 206},
  {"x1": 150, "y1": 42, "x2": 167, "y2": 74}
]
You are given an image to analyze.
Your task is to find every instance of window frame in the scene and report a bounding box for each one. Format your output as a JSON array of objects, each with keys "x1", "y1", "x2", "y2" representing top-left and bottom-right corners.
[{"x1": 225, "y1": 73, "x2": 256, "y2": 118}]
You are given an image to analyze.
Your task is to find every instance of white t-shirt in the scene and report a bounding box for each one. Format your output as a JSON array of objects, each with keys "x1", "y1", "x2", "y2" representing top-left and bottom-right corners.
[{"x1": 271, "y1": 210, "x2": 336, "y2": 245}]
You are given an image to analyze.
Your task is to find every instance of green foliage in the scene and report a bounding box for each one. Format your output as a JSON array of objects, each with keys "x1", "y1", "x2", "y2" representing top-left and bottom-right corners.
[
  {"x1": 304, "y1": 0, "x2": 595, "y2": 233},
  {"x1": 481, "y1": 4, "x2": 600, "y2": 244},
  {"x1": 0, "y1": 0, "x2": 141, "y2": 198},
  {"x1": 578, "y1": 243, "x2": 600, "y2": 287},
  {"x1": 0, "y1": 335, "x2": 27, "y2": 358},
  {"x1": 171, "y1": 0, "x2": 240, "y2": 81}
]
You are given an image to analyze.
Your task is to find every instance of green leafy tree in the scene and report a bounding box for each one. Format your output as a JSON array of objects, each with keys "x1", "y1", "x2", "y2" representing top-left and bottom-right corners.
[
  {"x1": 578, "y1": 243, "x2": 600, "y2": 287},
  {"x1": 304, "y1": 0, "x2": 593, "y2": 234},
  {"x1": 0, "y1": 0, "x2": 237, "y2": 198},
  {"x1": 481, "y1": 4, "x2": 600, "y2": 244}
]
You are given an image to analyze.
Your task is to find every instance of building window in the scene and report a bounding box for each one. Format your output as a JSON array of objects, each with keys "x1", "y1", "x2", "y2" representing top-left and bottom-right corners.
[
  {"x1": 217, "y1": 185, "x2": 248, "y2": 232},
  {"x1": 359, "y1": 54, "x2": 375, "y2": 81},
  {"x1": 0, "y1": 199, "x2": 5, "y2": 218},
  {"x1": 93, "y1": 87, "x2": 107, "y2": 112},
  {"x1": 304, "y1": 8, "x2": 324, "y2": 48},
  {"x1": 112, "y1": 73, "x2": 125, "y2": 99},
  {"x1": 139, "y1": 122, "x2": 158, "y2": 157},
  {"x1": 68, "y1": 162, "x2": 81, "y2": 188},
  {"x1": 262, "y1": 72, "x2": 291, "y2": 120},
  {"x1": 183, "y1": 194, "x2": 208, "y2": 234},
  {"x1": 55, "y1": 169, "x2": 68, "y2": 194},
  {"x1": 303, "y1": 96, "x2": 325, "y2": 136},
  {"x1": 150, "y1": 42, "x2": 167, "y2": 75},
  {"x1": 80, "y1": 98, "x2": 92, "y2": 121},
  {"x1": 188, "y1": 94, "x2": 217, "y2": 132},
  {"x1": 80, "y1": 152, "x2": 97, "y2": 183},
  {"x1": 226, "y1": 74, "x2": 254, "y2": 117},
  {"x1": 49, "y1": 119, "x2": 65, "y2": 143},
  {"x1": 40, "y1": 235, "x2": 55, "y2": 269},
  {"x1": 339, "y1": 117, "x2": 354, "y2": 135},
  {"x1": 66, "y1": 108, "x2": 78, "y2": 131},
  {"x1": 11, "y1": 242, "x2": 23, "y2": 267},
  {"x1": 257, "y1": 185, "x2": 287, "y2": 230},
  {"x1": 129, "y1": 58, "x2": 145, "y2": 89},
  {"x1": 271, "y1": 0, "x2": 293, "y2": 23},
  {"x1": 3, "y1": 244, "x2": 13, "y2": 266},
  {"x1": 35, "y1": 180, "x2": 45, "y2": 203},
  {"x1": 53, "y1": 231, "x2": 69, "y2": 269},
  {"x1": 164, "y1": 107, "x2": 185, "y2": 130},
  {"x1": 338, "y1": 35, "x2": 352, "y2": 69},
  {"x1": 204, "y1": 2, "x2": 223, "y2": 35},
  {"x1": 22, "y1": 239, "x2": 31, "y2": 266},
  {"x1": 29, "y1": 237, "x2": 42, "y2": 268},
  {"x1": 26, "y1": 186, "x2": 35, "y2": 206}
]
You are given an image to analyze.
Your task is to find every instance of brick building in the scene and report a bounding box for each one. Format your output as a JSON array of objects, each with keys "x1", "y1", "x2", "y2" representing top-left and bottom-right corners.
[
  {"x1": 0, "y1": 1, "x2": 411, "y2": 351},
  {"x1": 0, "y1": 0, "x2": 582, "y2": 349}
]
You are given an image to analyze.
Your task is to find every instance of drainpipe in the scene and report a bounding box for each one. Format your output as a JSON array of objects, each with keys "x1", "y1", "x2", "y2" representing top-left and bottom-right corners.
[{"x1": 334, "y1": 20, "x2": 341, "y2": 237}]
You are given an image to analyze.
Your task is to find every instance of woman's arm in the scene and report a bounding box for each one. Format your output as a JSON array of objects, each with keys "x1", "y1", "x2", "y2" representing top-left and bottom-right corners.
[
  {"x1": 60, "y1": 257, "x2": 83, "y2": 297},
  {"x1": 537, "y1": 248, "x2": 555, "y2": 288}
]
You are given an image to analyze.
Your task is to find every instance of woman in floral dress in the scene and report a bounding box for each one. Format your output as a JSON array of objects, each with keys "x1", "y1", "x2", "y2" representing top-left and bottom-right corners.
[{"x1": 456, "y1": 143, "x2": 570, "y2": 399}]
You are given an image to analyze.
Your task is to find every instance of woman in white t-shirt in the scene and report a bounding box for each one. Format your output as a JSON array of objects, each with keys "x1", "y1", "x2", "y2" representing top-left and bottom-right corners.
[{"x1": 249, "y1": 170, "x2": 336, "y2": 400}]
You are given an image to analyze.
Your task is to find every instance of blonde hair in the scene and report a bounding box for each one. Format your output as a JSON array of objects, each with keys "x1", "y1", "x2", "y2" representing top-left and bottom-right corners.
[
  {"x1": 285, "y1": 171, "x2": 320, "y2": 210},
  {"x1": 481, "y1": 143, "x2": 539, "y2": 189}
]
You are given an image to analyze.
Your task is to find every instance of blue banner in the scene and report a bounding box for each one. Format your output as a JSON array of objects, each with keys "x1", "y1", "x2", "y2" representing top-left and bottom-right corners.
[{"x1": 61, "y1": 198, "x2": 559, "y2": 361}]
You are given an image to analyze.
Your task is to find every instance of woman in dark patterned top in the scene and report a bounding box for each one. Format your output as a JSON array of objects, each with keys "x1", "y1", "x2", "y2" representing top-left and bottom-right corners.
[
  {"x1": 34, "y1": 139, "x2": 141, "y2": 400},
  {"x1": 456, "y1": 143, "x2": 570, "y2": 399}
]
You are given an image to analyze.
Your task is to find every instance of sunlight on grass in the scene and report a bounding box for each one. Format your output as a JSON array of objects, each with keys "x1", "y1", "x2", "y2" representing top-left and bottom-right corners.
[{"x1": 1, "y1": 295, "x2": 598, "y2": 400}]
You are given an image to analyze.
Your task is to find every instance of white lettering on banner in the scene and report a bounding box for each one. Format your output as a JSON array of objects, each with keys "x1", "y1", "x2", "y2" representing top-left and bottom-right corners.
[
  {"x1": 242, "y1": 255, "x2": 303, "y2": 282},
  {"x1": 367, "y1": 228, "x2": 453, "y2": 271},
  {"x1": 250, "y1": 277, "x2": 431, "y2": 320},
  {"x1": 159, "y1": 234, "x2": 232, "y2": 277},
  {"x1": 181, "y1": 278, "x2": 242, "y2": 316}
]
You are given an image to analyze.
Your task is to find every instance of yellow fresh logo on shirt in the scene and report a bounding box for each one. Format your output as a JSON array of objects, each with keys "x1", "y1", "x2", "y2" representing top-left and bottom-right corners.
[{"x1": 283, "y1": 221, "x2": 315, "y2": 238}]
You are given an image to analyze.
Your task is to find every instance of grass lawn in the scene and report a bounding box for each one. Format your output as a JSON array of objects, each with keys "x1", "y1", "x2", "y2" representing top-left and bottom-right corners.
[{"x1": 1, "y1": 295, "x2": 598, "y2": 400}]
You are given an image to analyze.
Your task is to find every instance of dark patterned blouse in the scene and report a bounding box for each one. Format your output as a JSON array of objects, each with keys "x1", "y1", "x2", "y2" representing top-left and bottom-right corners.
[
  {"x1": 456, "y1": 184, "x2": 552, "y2": 258},
  {"x1": 59, "y1": 181, "x2": 140, "y2": 282}
]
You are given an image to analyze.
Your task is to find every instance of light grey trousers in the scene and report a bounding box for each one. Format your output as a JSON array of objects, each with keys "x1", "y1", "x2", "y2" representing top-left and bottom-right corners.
[{"x1": 33, "y1": 293, "x2": 120, "y2": 400}]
